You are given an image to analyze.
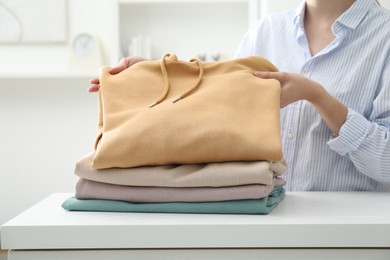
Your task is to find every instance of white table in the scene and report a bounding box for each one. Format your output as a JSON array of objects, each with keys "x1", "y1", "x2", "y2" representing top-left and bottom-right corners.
[{"x1": 1, "y1": 192, "x2": 390, "y2": 260}]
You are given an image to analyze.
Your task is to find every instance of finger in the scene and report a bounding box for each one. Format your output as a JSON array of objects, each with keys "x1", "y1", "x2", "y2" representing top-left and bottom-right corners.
[
  {"x1": 88, "y1": 84, "x2": 100, "y2": 92},
  {"x1": 89, "y1": 78, "x2": 99, "y2": 84},
  {"x1": 109, "y1": 63, "x2": 127, "y2": 75},
  {"x1": 254, "y1": 71, "x2": 285, "y2": 81},
  {"x1": 110, "y1": 58, "x2": 130, "y2": 75}
]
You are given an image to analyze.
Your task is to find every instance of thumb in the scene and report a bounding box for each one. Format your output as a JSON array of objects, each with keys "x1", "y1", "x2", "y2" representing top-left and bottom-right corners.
[
  {"x1": 253, "y1": 71, "x2": 280, "y2": 79},
  {"x1": 254, "y1": 71, "x2": 288, "y2": 84}
]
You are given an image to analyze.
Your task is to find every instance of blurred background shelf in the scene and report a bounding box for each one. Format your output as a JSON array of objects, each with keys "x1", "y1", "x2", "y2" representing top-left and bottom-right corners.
[
  {"x1": 0, "y1": 0, "x2": 303, "y2": 79},
  {"x1": 1, "y1": 0, "x2": 389, "y2": 79}
]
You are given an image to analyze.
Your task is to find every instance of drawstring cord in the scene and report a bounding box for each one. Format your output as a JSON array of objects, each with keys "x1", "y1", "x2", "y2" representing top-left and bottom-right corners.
[{"x1": 149, "y1": 53, "x2": 204, "y2": 108}]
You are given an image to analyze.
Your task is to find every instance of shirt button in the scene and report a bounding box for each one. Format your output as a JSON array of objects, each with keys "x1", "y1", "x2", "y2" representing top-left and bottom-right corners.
[
  {"x1": 287, "y1": 133, "x2": 294, "y2": 139},
  {"x1": 303, "y1": 66, "x2": 309, "y2": 72}
]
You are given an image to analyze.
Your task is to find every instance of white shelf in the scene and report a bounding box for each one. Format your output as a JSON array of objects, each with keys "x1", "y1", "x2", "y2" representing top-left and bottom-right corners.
[
  {"x1": 0, "y1": 0, "x2": 259, "y2": 79},
  {"x1": 118, "y1": 0, "x2": 255, "y2": 61}
]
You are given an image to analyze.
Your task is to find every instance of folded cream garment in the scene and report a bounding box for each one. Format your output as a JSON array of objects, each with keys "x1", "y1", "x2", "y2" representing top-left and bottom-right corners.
[
  {"x1": 93, "y1": 54, "x2": 282, "y2": 169},
  {"x1": 75, "y1": 152, "x2": 287, "y2": 187},
  {"x1": 75, "y1": 178, "x2": 286, "y2": 203}
]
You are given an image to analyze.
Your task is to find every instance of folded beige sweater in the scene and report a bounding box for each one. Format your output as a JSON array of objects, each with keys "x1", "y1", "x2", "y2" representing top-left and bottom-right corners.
[
  {"x1": 93, "y1": 54, "x2": 283, "y2": 169},
  {"x1": 76, "y1": 152, "x2": 287, "y2": 187}
]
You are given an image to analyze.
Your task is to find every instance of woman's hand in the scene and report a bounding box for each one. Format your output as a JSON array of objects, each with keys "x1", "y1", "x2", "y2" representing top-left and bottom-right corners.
[
  {"x1": 88, "y1": 56, "x2": 146, "y2": 92},
  {"x1": 254, "y1": 71, "x2": 348, "y2": 135},
  {"x1": 253, "y1": 71, "x2": 323, "y2": 108}
]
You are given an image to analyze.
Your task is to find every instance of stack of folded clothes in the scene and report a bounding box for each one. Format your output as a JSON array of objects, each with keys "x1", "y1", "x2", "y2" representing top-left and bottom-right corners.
[
  {"x1": 62, "y1": 54, "x2": 288, "y2": 214},
  {"x1": 62, "y1": 152, "x2": 287, "y2": 214}
]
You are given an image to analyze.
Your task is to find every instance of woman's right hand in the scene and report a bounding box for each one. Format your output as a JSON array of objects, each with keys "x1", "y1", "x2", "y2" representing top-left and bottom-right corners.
[{"x1": 88, "y1": 56, "x2": 146, "y2": 92}]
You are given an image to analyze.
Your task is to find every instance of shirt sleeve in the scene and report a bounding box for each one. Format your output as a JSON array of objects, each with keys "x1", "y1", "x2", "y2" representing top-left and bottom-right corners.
[
  {"x1": 234, "y1": 18, "x2": 264, "y2": 58},
  {"x1": 327, "y1": 58, "x2": 390, "y2": 183}
]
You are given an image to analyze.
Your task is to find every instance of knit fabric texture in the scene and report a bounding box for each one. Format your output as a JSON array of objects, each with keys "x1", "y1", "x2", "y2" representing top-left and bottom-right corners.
[{"x1": 93, "y1": 54, "x2": 283, "y2": 169}]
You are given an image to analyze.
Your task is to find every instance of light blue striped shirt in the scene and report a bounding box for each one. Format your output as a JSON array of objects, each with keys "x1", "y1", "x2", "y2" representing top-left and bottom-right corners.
[{"x1": 235, "y1": 0, "x2": 390, "y2": 191}]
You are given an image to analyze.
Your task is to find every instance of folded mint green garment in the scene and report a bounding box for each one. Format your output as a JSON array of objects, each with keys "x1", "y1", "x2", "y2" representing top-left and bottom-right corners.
[{"x1": 62, "y1": 186, "x2": 285, "y2": 215}]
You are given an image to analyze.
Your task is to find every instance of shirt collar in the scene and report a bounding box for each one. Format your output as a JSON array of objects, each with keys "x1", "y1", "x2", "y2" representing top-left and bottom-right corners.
[
  {"x1": 293, "y1": 0, "x2": 375, "y2": 31},
  {"x1": 293, "y1": 0, "x2": 306, "y2": 29},
  {"x1": 336, "y1": 0, "x2": 374, "y2": 30}
]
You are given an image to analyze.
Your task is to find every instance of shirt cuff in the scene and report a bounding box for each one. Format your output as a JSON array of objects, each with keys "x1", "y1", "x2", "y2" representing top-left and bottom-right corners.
[{"x1": 327, "y1": 109, "x2": 371, "y2": 156}]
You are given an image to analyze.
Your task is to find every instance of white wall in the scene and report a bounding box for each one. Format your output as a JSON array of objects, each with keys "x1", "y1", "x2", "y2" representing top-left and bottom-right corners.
[
  {"x1": 0, "y1": 0, "x2": 118, "y2": 230},
  {"x1": 0, "y1": 78, "x2": 97, "y2": 226},
  {"x1": 0, "y1": 0, "x2": 118, "y2": 76}
]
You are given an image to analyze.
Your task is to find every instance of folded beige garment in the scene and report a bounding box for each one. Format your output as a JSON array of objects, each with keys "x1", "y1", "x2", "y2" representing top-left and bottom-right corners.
[
  {"x1": 75, "y1": 178, "x2": 286, "y2": 203},
  {"x1": 75, "y1": 152, "x2": 287, "y2": 187},
  {"x1": 93, "y1": 54, "x2": 282, "y2": 169}
]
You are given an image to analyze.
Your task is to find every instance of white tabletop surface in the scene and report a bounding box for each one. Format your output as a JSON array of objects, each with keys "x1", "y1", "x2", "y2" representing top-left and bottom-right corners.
[{"x1": 1, "y1": 192, "x2": 390, "y2": 250}]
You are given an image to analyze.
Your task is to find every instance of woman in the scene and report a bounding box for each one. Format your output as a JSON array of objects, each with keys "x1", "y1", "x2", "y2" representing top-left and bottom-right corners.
[{"x1": 89, "y1": 0, "x2": 390, "y2": 191}]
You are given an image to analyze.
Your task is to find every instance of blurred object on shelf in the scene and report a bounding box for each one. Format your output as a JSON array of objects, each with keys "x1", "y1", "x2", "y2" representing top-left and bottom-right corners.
[
  {"x1": 196, "y1": 52, "x2": 231, "y2": 62},
  {"x1": 127, "y1": 35, "x2": 152, "y2": 59}
]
